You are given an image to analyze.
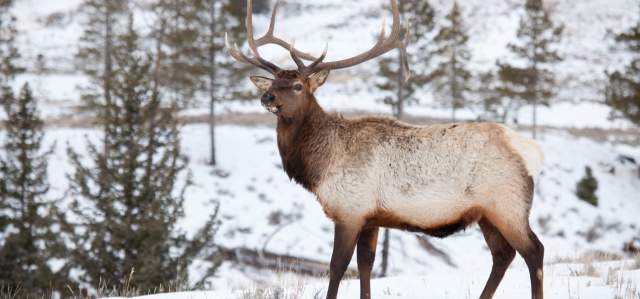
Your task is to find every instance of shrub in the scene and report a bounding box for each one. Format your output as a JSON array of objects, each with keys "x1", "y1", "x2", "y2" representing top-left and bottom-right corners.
[{"x1": 576, "y1": 166, "x2": 599, "y2": 207}]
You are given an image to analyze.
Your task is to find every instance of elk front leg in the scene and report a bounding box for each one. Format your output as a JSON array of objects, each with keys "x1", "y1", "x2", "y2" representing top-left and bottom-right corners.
[
  {"x1": 357, "y1": 226, "x2": 379, "y2": 299},
  {"x1": 326, "y1": 223, "x2": 361, "y2": 299}
]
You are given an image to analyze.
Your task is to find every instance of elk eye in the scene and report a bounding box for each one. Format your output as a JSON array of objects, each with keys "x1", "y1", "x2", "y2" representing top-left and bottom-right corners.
[{"x1": 293, "y1": 84, "x2": 303, "y2": 91}]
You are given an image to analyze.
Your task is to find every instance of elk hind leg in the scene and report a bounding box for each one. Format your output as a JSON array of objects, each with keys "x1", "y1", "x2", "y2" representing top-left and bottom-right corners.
[
  {"x1": 491, "y1": 217, "x2": 544, "y2": 299},
  {"x1": 519, "y1": 229, "x2": 544, "y2": 299},
  {"x1": 478, "y1": 218, "x2": 516, "y2": 299}
]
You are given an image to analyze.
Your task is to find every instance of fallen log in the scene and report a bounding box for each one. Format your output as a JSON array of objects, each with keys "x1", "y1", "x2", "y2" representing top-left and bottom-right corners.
[{"x1": 217, "y1": 246, "x2": 358, "y2": 278}]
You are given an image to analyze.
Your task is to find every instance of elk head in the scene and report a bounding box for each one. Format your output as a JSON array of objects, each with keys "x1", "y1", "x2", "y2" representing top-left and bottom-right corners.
[{"x1": 225, "y1": 0, "x2": 410, "y2": 120}]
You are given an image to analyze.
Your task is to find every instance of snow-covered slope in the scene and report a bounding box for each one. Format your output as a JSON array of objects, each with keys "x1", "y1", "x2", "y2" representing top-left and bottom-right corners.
[
  {"x1": 110, "y1": 259, "x2": 640, "y2": 299},
  {"x1": 8, "y1": 0, "x2": 640, "y2": 129},
  {"x1": 41, "y1": 124, "x2": 640, "y2": 288}
]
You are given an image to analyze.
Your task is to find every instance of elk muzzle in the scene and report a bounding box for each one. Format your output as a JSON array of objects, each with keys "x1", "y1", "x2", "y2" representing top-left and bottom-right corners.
[{"x1": 261, "y1": 92, "x2": 279, "y2": 114}]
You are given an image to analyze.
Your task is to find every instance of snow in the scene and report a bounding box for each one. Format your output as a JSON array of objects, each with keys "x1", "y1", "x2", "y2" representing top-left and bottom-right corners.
[
  {"x1": 8, "y1": 0, "x2": 640, "y2": 129},
  {"x1": 38, "y1": 123, "x2": 640, "y2": 293},
  {"x1": 107, "y1": 261, "x2": 640, "y2": 298}
]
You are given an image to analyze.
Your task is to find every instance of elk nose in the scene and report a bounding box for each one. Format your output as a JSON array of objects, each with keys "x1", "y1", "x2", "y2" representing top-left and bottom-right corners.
[{"x1": 261, "y1": 92, "x2": 275, "y2": 104}]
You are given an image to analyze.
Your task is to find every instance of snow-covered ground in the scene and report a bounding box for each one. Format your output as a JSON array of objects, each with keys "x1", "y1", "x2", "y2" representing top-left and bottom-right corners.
[
  {"x1": 110, "y1": 259, "x2": 640, "y2": 299},
  {"x1": 41, "y1": 124, "x2": 640, "y2": 292}
]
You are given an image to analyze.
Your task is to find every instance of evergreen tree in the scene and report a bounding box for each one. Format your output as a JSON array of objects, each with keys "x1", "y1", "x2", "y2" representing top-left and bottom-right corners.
[
  {"x1": 66, "y1": 18, "x2": 220, "y2": 293},
  {"x1": 430, "y1": 1, "x2": 472, "y2": 122},
  {"x1": 500, "y1": 0, "x2": 563, "y2": 138},
  {"x1": 0, "y1": 0, "x2": 22, "y2": 91},
  {"x1": 205, "y1": 0, "x2": 270, "y2": 165},
  {"x1": 75, "y1": 0, "x2": 129, "y2": 161},
  {"x1": 0, "y1": 84, "x2": 72, "y2": 296},
  {"x1": 605, "y1": 11, "x2": 640, "y2": 127},
  {"x1": 476, "y1": 70, "x2": 505, "y2": 122},
  {"x1": 376, "y1": 0, "x2": 435, "y2": 119},
  {"x1": 75, "y1": 0, "x2": 128, "y2": 109},
  {"x1": 576, "y1": 166, "x2": 598, "y2": 207},
  {"x1": 150, "y1": 0, "x2": 260, "y2": 166},
  {"x1": 210, "y1": 0, "x2": 270, "y2": 103},
  {"x1": 493, "y1": 62, "x2": 534, "y2": 124},
  {"x1": 151, "y1": 0, "x2": 209, "y2": 108}
]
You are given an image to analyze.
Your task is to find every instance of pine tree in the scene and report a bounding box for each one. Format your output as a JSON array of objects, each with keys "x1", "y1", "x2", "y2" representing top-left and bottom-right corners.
[
  {"x1": 75, "y1": 0, "x2": 128, "y2": 109},
  {"x1": 430, "y1": 1, "x2": 472, "y2": 122},
  {"x1": 476, "y1": 70, "x2": 505, "y2": 122},
  {"x1": 0, "y1": 84, "x2": 72, "y2": 296},
  {"x1": 605, "y1": 11, "x2": 640, "y2": 127},
  {"x1": 152, "y1": 0, "x2": 209, "y2": 108},
  {"x1": 150, "y1": 0, "x2": 258, "y2": 166},
  {"x1": 376, "y1": 0, "x2": 435, "y2": 119},
  {"x1": 576, "y1": 166, "x2": 598, "y2": 207},
  {"x1": 500, "y1": 0, "x2": 563, "y2": 138},
  {"x1": 206, "y1": 0, "x2": 271, "y2": 165},
  {"x1": 66, "y1": 18, "x2": 220, "y2": 293},
  {"x1": 0, "y1": 0, "x2": 22, "y2": 90},
  {"x1": 478, "y1": 62, "x2": 537, "y2": 124}
]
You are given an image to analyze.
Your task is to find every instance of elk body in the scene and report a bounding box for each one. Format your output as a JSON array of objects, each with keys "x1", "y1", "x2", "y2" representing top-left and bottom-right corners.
[{"x1": 226, "y1": 1, "x2": 546, "y2": 298}]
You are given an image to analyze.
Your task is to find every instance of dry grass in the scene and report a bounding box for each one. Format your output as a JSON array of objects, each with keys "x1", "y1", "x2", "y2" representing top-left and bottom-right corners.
[
  {"x1": 614, "y1": 276, "x2": 640, "y2": 299},
  {"x1": 238, "y1": 286, "x2": 301, "y2": 299},
  {"x1": 632, "y1": 254, "x2": 640, "y2": 270},
  {"x1": 571, "y1": 263, "x2": 599, "y2": 277},
  {"x1": 1, "y1": 268, "x2": 188, "y2": 299},
  {"x1": 550, "y1": 250, "x2": 624, "y2": 265},
  {"x1": 0, "y1": 284, "x2": 22, "y2": 299}
]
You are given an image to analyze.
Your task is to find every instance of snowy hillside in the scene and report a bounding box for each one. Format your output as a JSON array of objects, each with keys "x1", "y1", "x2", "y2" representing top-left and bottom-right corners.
[
  {"x1": 40, "y1": 124, "x2": 640, "y2": 289},
  {"x1": 8, "y1": 0, "x2": 640, "y2": 129}
]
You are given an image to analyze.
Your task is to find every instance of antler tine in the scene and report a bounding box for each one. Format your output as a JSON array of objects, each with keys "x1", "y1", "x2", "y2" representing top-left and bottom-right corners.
[
  {"x1": 225, "y1": 33, "x2": 279, "y2": 74},
  {"x1": 305, "y1": 43, "x2": 328, "y2": 71},
  {"x1": 245, "y1": 0, "x2": 281, "y2": 73},
  {"x1": 223, "y1": 0, "x2": 281, "y2": 74},
  {"x1": 249, "y1": 0, "x2": 318, "y2": 61},
  {"x1": 289, "y1": 40, "x2": 306, "y2": 70},
  {"x1": 293, "y1": 43, "x2": 329, "y2": 76},
  {"x1": 306, "y1": 0, "x2": 409, "y2": 75},
  {"x1": 265, "y1": 0, "x2": 280, "y2": 36}
]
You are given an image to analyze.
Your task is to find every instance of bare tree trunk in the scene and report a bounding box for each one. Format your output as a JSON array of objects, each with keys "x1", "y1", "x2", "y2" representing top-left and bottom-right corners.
[
  {"x1": 532, "y1": 95, "x2": 537, "y2": 139},
  {"x1": 452, "y1": 104, "x2": 457, "y2": 122},
  {"x1": 532, "y1": 61, "x2": 539, "y2": 139},
  {"x1": 103, "y1": 8, "x2": 113, "y2": 155},
  {"x1": 217, "y1": 246, "x2": 358, "y2": 278},
  {"x1": 449, "y1": 51, "x2": 458, "y2": 122},
  {"x1": 208, "y1": 0, "x2": 217, "y2": 166},
  {"x1": 380, "y1": 228, "x2": 390, "y2": 277},
  {"x1": 396, "y1": 49, "x2": 405, "y2": 120}
]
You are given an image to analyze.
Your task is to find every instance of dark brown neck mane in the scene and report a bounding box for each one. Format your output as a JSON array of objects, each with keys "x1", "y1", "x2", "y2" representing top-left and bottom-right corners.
[{"x1": 276, "y1": 96, "x2": 335, "y2": 192}]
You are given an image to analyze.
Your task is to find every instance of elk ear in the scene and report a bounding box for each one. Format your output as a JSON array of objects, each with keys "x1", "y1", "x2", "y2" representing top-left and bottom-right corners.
[
  {"x1": 308, "y1": 70, "x2": 330, "y2": 92},
  {"x1": 250, "y1": 76, "x2": 273, "y2": 91}
]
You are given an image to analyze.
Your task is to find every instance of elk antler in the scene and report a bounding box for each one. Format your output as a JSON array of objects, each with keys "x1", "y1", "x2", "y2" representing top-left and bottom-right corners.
[
  {"x1": 226, "y1": 0, "x2": 410, "y2": 79},
  {"x1": 293, "y1": 0, "x2": 410, "y2": 77},
  {"x1": 225, "y1": 0, "x2": 317, "y2": 74}
]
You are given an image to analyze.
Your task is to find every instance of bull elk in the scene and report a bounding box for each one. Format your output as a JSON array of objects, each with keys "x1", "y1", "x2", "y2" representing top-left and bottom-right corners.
[{"x1": 226, "y1": 1, "x2": 546, "y2": 298}]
